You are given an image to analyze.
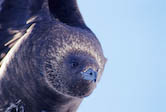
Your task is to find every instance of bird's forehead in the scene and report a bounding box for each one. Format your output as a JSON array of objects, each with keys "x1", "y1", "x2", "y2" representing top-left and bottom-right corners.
[{"x1": 46, "y1": 24, "x2": 106, "y2": 70}]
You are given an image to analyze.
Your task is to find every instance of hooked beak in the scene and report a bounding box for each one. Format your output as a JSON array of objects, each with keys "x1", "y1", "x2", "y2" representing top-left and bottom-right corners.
[{"x1": 81, "y1": 68, "x2": 98, "y2": 82}]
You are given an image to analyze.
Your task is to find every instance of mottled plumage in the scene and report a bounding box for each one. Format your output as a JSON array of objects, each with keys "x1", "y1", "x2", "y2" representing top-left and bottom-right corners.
[{"x1": 0, "y1": 0, "x2": 106, "y2": 112}]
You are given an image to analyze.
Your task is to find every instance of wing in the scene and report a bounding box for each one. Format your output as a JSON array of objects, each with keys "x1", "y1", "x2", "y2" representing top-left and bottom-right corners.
[
  {"x1": 0, "y1": 0, "x2": 44, "y2": 64},
  {"x1": 0, "y1": 0, "x2": 88, "y2": 65},
  {"x1": 48, "y1": 0, "x2": 86, "y2": 28}
]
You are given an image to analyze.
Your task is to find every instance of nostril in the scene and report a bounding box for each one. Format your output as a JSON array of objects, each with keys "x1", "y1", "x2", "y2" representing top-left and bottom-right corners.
[{"x1": 89, "y1": 72, "x2": 93, "y2": 75}]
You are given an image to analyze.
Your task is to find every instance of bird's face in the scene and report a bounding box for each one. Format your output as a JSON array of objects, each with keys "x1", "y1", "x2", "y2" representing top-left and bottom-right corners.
[
  {"x1": 43, "y1": 50, "x2": 101, "y2": 98},
  {"x1": 36, "y1": 25, "x2": 106, "y2": 98}
]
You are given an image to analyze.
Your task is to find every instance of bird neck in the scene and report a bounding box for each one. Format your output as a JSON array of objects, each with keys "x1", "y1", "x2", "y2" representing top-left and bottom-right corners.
[
  {"x1": 0, "y1": 60, "x2": 83, "y2": 112},
  {"x1": 28, "y1": 85, "x2": 83, "y2": 112}
]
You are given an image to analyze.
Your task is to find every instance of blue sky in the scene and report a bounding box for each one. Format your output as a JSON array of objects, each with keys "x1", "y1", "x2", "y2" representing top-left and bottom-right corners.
[{"x1": 77, "y1": 0, "x2": 166, "y2": 112}]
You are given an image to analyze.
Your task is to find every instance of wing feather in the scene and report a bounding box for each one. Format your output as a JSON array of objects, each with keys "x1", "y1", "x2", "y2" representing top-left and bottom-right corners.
[{"x1": 0, "y1": 0, "x2": 44, "y2": 63}]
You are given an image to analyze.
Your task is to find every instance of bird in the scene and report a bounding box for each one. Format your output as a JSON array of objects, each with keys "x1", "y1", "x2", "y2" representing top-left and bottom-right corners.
[{"x1": 0, "y1": 0, "x2": 106, "y2": 112}]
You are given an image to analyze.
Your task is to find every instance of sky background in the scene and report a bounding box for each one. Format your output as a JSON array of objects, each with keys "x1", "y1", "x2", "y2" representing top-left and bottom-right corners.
[{"x1": 77, "y1": 0, "x2": 166, "y2": 112}]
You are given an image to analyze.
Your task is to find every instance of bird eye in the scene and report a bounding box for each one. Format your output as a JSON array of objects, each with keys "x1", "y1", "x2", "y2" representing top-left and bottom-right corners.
[{"x1": 71, "y1": 60, "x2": 79, "y2": 68}]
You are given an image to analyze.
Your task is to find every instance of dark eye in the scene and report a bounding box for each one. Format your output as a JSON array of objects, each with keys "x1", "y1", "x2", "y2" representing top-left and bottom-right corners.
[{"x1": 71, "y1": 60, "x2": 79, "y2": 68}]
